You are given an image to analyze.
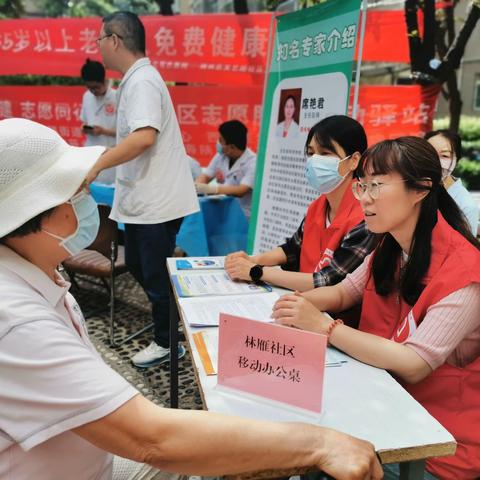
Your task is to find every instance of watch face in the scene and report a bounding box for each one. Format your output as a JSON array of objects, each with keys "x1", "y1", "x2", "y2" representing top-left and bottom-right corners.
[{"x1": 250, "y1": 265, "x2": 263, "y2": 282}]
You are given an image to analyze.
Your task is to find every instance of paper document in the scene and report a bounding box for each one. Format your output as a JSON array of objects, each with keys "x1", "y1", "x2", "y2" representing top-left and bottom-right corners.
[
  {"x1": 325, "y1": 347, "x2": 348, "y2": 367},
  {"x1": 176, "y1": 257, "x2": 224, "y2": 270},
  {"x1": 172, "y1": 272, "x2": 272, "y2": 297},
  {"x1": 180, "y1": 292, "x2": 280, "y2": 327}
]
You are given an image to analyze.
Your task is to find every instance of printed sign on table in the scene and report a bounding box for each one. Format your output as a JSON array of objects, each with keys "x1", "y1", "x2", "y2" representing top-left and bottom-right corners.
[{"x1": 218, "y1": 314, "x2": 327, "y2": 413}]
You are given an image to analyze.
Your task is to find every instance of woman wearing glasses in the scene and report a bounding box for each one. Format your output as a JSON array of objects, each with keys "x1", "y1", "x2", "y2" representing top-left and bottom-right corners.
[
  {"x1": 273, "y1": 136, "x2": 480, "y2": 479},
  {"x1": 226, "y1": 115, "x2": 376, "y2": 297}
]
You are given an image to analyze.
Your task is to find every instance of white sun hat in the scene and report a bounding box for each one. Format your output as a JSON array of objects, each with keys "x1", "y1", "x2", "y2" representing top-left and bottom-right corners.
[{"x1": 0, "y1": 118, "x2": 105, "y2": 238}]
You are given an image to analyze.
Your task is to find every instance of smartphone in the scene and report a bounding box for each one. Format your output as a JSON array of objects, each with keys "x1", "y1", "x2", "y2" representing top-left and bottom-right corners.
[{"x1": 82, "y1": 125, "x2": 94, "y2": 131}]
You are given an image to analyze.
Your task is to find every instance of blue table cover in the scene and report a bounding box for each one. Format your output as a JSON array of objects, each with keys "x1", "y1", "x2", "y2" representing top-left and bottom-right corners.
[{"x1": 90, "y1": 183, "x2": 248, "y2": 256}]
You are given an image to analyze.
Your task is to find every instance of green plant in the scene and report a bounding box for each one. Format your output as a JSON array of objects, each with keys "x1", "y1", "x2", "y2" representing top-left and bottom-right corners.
[{"x1": 454, "y1": 158, "x2": 480, "y2": 190}]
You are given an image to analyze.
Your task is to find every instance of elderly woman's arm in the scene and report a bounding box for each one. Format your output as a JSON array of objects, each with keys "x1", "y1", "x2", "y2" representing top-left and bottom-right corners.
[{"x1": 73, "y1": 394, "x2": 383, "y2": 479}]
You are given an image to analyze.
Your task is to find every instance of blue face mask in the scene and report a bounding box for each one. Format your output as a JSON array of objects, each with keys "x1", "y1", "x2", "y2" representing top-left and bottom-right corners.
[
  {"x1": 43, "y1": 191, "x2": 100, "y2": 256},
  {"x1": 216, "y1": 142, "x2": 224, "y2": 154},
  {"x1": 305, "y1": 154, "x2": 351, "y2": 194}
]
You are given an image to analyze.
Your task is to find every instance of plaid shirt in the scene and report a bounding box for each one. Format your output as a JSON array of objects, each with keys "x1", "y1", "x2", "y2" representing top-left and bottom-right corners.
[{"x1": 280, "y1": 220, "x2": 377, "y2": 288}]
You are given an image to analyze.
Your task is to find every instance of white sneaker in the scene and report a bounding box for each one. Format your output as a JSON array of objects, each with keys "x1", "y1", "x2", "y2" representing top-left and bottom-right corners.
[{"x1": 131, "y1": 341, "x2": 185, "y2": 367}]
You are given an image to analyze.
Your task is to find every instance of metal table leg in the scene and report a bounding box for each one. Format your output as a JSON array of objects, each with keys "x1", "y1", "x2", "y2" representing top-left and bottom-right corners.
[
  {"x1": 399, "y1": 460, "x2": 426, "y2": 480},
  {"x1": 169, "y1": 288, "x2": 179, "y2": 408}
]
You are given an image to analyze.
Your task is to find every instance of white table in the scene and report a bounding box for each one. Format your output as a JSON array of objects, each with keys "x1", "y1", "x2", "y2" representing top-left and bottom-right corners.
[{"x1": 167, "y1": 258, "x2": 456, "y2": 479}]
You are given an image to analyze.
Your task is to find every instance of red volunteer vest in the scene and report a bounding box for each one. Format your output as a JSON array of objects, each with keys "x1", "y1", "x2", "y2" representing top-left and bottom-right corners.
[
  {"x1": 299, "y1": 182, "x2": 364, "y2": 273},
  {"x1": 359, "y1": 214, "x2": 480, "y2": 479}
]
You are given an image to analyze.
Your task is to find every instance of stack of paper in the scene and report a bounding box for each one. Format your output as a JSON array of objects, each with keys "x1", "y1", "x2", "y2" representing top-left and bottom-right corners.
[{"x1": 179, "y1": 292, "x2": 280, "y2": 327}]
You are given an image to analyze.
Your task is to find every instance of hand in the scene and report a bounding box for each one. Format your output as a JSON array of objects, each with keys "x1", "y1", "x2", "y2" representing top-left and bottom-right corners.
[
  {"x1": 225, "y1": 250, "x2": 249, "y2": 269},
  {"x1": 318, "y1": 428, "x2": 383, "y2": 480},
  {"x1": 225, "y1": 256, "x2": 256, "y2": 281},
  {"x1": 215, "y1": 169, "x2": 225, "y2": 183},
  {"x1": 195, "y1": 183, "x2": 219, "y2": 195},
  {"x1": 271, "y1": 292, "x2": 330, "y2": 333},
  {"x1": 91, "y1": 125, "x2": 105, "y2": 136}
]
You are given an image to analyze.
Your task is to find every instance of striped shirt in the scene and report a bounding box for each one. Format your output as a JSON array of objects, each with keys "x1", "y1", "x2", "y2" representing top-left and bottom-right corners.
[{"x1": 342, "y1": 253, "x2": 480, "y2": 370}]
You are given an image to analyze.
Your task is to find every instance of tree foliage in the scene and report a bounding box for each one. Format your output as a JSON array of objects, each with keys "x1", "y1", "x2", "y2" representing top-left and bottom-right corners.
[
  {"x1": 0, "y1": 0, "x2": 24, "y2": 18},
  {"x1": 38, "y1": 0, "x2": 158, "y2": 18}
]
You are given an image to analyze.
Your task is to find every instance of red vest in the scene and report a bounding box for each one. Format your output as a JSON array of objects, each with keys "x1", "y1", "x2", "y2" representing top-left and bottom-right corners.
[
  {"x1": 360, "y1": 214, "x2": 480, "y2": 479},
  {"x1": 299, "y1": 182, "x2": 364, "y2": 273}
]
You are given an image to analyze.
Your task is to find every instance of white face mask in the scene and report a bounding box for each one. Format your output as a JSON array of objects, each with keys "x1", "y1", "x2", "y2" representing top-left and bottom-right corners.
[
  {"x1": 43, "y1": 191, "x2": 100, "y2": 255},
  {"x1": 439, "y1": 155, "x2": 456, "y2": 179}
]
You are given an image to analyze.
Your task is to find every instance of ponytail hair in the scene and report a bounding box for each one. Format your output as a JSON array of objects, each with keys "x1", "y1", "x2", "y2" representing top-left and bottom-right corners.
[{"x1": 356, "y1": 136, "x2": 479, "y2": 305}]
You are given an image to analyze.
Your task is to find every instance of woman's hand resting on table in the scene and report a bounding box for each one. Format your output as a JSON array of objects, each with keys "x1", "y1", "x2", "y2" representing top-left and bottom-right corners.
[
  {"x1": 225, "y1": 251, "x2": 256, "y2": 281},
  {"x1": 272, "y1": 291, "x2": 332, "y2": 334}
]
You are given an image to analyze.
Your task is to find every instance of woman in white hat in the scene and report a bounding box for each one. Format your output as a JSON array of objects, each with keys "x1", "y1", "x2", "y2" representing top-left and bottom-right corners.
[{"x1": 0, "y1": 118, "x2": 381, "y2": 480}]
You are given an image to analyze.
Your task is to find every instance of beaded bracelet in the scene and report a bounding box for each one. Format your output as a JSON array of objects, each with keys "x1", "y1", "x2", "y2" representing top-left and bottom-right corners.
[{"x1": 326, "y1": 319, "x2": 344, "y2": 338}]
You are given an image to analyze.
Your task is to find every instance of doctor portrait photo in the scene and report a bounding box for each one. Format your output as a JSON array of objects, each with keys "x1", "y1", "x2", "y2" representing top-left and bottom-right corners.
[{"x1": 275, "y1": 89, "x2": 301, "y2": 140}]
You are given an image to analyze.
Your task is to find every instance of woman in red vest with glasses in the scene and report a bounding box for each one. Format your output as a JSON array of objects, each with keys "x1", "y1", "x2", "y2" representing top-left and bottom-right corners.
[
  {"x1": 272, "y1": 136, "x2": 480, "y2": 480},
  {"x1": 225, "y1": 115, "x2": 376, "y2": 293}
]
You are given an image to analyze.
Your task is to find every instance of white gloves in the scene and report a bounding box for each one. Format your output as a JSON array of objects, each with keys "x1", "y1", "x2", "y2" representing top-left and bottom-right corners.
[{"x1": 195, "y1": 183, "x2": 219, "y2": 195}]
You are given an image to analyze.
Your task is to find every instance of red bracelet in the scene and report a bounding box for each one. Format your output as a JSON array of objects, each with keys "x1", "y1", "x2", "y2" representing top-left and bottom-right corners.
[{"x1": 326, "y1": 319, "x2": 344, "y2": 338}]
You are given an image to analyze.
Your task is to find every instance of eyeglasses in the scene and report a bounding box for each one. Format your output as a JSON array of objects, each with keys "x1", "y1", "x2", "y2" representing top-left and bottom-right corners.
[
  {"x1": 352, "y1": 179, "x2": 408, "y2": 200},
  {"x1": 96, "y1": 33, "x2": 123, "y2": 45}
]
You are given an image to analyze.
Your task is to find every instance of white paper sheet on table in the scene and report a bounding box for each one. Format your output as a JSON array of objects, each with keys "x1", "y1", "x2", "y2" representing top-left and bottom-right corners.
[{"x1": 180, "y1": 292, "x2": 280, "y2": 326}]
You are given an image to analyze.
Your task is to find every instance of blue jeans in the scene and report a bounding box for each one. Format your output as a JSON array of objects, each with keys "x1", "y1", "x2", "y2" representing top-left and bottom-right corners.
[
  {"x1": 383, "y1": 463, "x2": 438, "y2": 480},
  {"x1": 124, "y1": 219, "x2": 183, "y2": 347}
]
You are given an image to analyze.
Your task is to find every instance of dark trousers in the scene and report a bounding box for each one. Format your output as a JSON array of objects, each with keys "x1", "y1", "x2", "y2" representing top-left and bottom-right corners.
[{"x1": 124, "y1": 218, "x2": 183, "y2": 347}]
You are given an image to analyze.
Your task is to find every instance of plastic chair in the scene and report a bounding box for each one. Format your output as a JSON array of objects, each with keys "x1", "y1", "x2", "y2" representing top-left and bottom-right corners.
[{"x1": 63, "y1": 205, "x2": 153, "y2": 346}]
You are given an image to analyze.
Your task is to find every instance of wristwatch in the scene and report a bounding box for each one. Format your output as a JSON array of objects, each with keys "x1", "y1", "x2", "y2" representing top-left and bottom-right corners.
[{"x1": 249, "y1": 264, "x2": 264, "y2": 283}]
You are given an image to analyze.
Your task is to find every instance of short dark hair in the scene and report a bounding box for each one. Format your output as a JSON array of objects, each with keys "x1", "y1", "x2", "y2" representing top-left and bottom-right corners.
[
  {"x1": 0, "y1": 208, "x2": 54, "y2": 242},
  {"x1": 80, "y1": 59, "x2": 106, "y2": 83},
  {"x1": 219, "y1": 120, "x2": 248, "y2": 151},
  {"x1": 103, "y1": 11, "x2": 146, "y2": 55},
  {"x1": 306, "y1": 115, "x2": 368, "y2": 157},
  {"x1": 424, "y1": 129, "x2": 462, "y2": 159}
]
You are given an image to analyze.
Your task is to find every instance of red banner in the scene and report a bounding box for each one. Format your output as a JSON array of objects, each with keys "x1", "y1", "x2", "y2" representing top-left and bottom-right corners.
[
  {"x1": 0, "y1": 14, "x2": 272, "y2": 85},
  {"x1": 361, "y1": 10, "x2": 411, "y2": 63},
  {"x1": 170, "y1": 85, "x2": 263, "y2": 164},
  {"x1": 0, "y1": 10, "x2": 413, "y2": 83},
  {"x1": 0, "y1": 84, "x2": 437, "y2": 166},
  {"x1": 349, "y1": 85, "x2": 440, "y2": 145},
  {"x1": 0, "y1": 85, "x2": 263, "y2": 166}
]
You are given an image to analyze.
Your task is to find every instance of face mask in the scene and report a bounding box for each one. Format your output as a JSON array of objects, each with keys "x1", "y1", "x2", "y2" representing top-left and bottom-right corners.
[
  {"x1": 305, "y1": 154, "x2": 351, "y2": 194},
  {"x1": 216, "y1": 142, "x2": 224, "y2": 154},
  {"x1": 43, "y1": 191, "x2": 100, "y2": 256},
  {"x1": 440, "y1": 156, "x2": 456, "y2": 180}
]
